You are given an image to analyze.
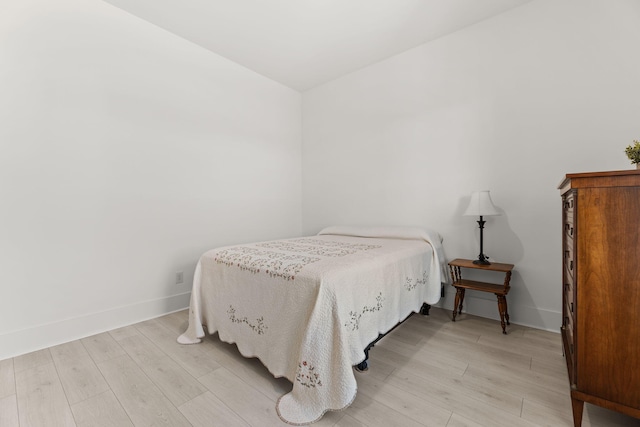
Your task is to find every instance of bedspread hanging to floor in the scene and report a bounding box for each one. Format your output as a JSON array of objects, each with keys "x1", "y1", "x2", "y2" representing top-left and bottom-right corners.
[{"x1": 178, "y1": 226, "x2": 445, "y2": 424}]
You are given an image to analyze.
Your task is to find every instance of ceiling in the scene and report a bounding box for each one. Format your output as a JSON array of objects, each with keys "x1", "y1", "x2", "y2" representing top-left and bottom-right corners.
[{"x1": 103, "y1": 0, "x2": 533, "y2": 92}]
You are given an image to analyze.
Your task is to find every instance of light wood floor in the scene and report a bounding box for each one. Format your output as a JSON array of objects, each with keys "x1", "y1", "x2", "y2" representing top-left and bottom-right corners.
[{"x1": 2, "y1": 307, "x2": 639, "y2": 427}]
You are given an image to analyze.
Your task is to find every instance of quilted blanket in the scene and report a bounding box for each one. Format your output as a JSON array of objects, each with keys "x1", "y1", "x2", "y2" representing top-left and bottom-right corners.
[{"x1": 178, "y1": 226, "x2": 445, "y2": 424}]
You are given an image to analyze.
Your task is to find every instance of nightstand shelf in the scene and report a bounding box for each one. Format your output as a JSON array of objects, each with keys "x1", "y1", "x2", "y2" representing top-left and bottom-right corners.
[{"x1": 448, "y1": 258, "x2": 514, "y2": 334}]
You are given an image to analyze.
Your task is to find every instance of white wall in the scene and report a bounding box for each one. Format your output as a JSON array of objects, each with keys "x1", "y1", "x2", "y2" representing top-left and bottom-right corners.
[
  {"x1": 302, "y1": 0, "x2": 640, "y2": 331},
  {"x1": 0, "y1": 0, "x2": 301, "y2": 360}
]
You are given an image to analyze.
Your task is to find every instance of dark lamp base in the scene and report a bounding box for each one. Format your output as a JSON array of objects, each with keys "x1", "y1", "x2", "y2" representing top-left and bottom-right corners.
[{"x1": 473, "y1": 259, "x2": 492, "y2": 265}]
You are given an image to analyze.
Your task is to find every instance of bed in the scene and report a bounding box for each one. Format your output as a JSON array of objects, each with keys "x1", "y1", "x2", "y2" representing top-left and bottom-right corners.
[{"x1": 178, "y1": 225, "x2": 446, "y2": 424}]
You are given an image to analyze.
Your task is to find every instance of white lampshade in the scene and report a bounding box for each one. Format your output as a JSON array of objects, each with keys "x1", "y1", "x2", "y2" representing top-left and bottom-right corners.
[{"x1": 463, "y1": 190, "x2": 500, "y2": 216}]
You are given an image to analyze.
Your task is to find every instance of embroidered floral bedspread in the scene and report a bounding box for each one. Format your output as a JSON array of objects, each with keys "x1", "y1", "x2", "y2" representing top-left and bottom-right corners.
[{"x1": 178, "y1": 226, "x2": 444, "y2": 424}]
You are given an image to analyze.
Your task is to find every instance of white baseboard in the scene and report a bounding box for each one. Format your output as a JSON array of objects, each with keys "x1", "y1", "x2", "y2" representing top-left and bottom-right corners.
[
  {"x1": 0, "y1": 292, "x2": 191, "y2": 361},
  {"x1": 3, "y1": 290, "x2": 560, "y2": 361},
  {"x1": 434, "y1": 292, "x2": 561, "y2": 333}
]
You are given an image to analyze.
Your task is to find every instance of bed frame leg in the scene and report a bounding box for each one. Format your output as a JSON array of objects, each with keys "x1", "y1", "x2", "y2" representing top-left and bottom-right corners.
[
  {"x1": 356, "y1": 348, "x2": 370, "y2": 371},
  {"x1": 355, "y1": 307, "x2": 429, "y2": 372},
  {"x1": 420, "y1": 303, "x2": 431, "y2": 315}
]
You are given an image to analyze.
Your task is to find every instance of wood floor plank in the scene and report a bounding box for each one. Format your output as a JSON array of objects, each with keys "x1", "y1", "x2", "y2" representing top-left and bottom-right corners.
[
  {"x1": 81, "y1": 332, "x2": 126, "y2": 364},
  {"x1": 522, "y1": 327, "x2": 564, "y2": 347},
  {"x1": 383, "y1": 327, "x2": 527, "y2": 416},
  {"x1": 419, "y1": 329, "x2": 533, "y2": 373},
  {"x1": 139, "y1": 355, "x2": 208, "y2": 406},
  {"x1": 13, "y1": 348, "x2": 53, "y2": 373},
  {"x1": 463, "y1": 362, "x2": 570, "y2": 412},
  {"x1": 0, "y1": 394, "x2": 20, "y2": 427},
  {"x1": 477, "y1": 330, "x2": 562, "y2": 362},
  {"x1": 197, "y1": 335, "x2": 292, "y2": 402},
  {"x1": 530, "y1": 353, "x2": 568, "y2": 379},
  {"x1": 118, "y1": 334, "x2": 166, "y2": 366},
  {"x1": 193, "y1": 364, "x2": 343, "y2": 427},
  {"x1": 309, "y1": 409, "x2": 347, "y2": 426},
  {"x1": 404, "y1": 314, "x2": 484, "y2": 344},
  {"x1": 135, "y1": 318, "x2": 222, "y2": 378},
  {"x1": 70, "y1": 390, "x2": 134, "y2": 427},
  {"x1": 446, "y1": 413, "x2": 485, "y2": 427},
  {"x1": 197, "y1": 367, "x2": 285, "y2": 426},
  {"x1": 370, "y1": 339, "x2": 469, "y2": 377},
  {"x1": 50, "y1": 340, "x2": 110, "y2": 405},
  {"x1": 355, "y1": 371, "x2": 452, "y2": 426},
  {"x1": 97, "y1": 354, "x2": 191, "y2": 427},
  {"x1": 5, "y1": 306, "x2": 638, "y2": 427},
  {"x1": 356, "y1": 354, "x2": 397, "y2": 382},
  {"x1": 178, "y1": 391, "x2": 250, "y2": 427},
  {"x1": 155, "y1": 310, "x2": 190, "y2": 335},
  {"x1": 521, "y1": 397, "x2": 574, "y2": 427},
  {"x1": 0, "y1": 358, "x2": 15, "y2": 399},
  {"x1": 447, "y1": 315, "x2": 527, "y2": 338},
  {"x1": 399, "y1": 362, "x2": 524, "y2": 417},
  {"x1": 415, "y1": 307, "x2": 527, "y2": 338},
  {"x1": 15, "y1": 362, "x2": 76, "y2": 427},
  {"x1": 108, "y1": 325, "x2": 140, "y2": 342},
  {"x1": 333, "y1": 414, "x2": 367, "y2": 427},
  {"x1": 346, "y1": 390, "x2": 426, "y2": 427},
  {"x1": 383, "y1": 319, "x2": 426, "y2": 346},
  {"x1": 386, "y1": 366, "x2": 538, "y2": 427}
]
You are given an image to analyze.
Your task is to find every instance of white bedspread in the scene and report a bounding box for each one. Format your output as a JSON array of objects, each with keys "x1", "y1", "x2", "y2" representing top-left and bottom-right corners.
[{"x1": 178, "y1": 226, "x2": 444, "y2": 424}]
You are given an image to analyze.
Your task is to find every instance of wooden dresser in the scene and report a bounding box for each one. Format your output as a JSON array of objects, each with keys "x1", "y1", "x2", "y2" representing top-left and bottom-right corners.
[{"x1": 558, "y1": 170, "x2": 640, "y2": 427}]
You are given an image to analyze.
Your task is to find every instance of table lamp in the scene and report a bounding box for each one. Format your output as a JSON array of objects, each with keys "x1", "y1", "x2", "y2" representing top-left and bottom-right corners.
[{"x1": 464, "y1": 190, "x2": 500, "y2": 265}]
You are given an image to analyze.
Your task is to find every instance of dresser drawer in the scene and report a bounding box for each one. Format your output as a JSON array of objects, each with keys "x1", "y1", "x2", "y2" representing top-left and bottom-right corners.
[
  {"x1": 564, "y1": 266, "x2": 574, "y2": 288},
  {"x1": 563, "y1": 192, "x2": 576, "y2": 241},
  {"x1": 564, "y1": 220, "x2": 575, "y2": 240},
  {"x1": 564, "y1": 296, "x2": 575, "y2": 322},
  {"x1": 563, "y1": 243, "x2": 575, "y2": 282},
  {"x1": 562, "y1": 323, "x2": 576, "y2": 384},
  {"x1": 563, "y1": 305, "x2": 575, "y2": 355},
  {"x1": 564, "y1": 210, "x2": 574, "y2": 227},
  {"x1": 563, "y1": 192, "x2": 575, "y2": 211},
  {"x1": 564, "y1": 281, "x2": 574, "y2": 311}
]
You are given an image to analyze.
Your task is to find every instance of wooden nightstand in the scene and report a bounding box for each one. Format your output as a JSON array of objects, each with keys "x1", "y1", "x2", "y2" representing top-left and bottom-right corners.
[{"x1": 448, "y1": 258, "x2": 514, "y2": 334}]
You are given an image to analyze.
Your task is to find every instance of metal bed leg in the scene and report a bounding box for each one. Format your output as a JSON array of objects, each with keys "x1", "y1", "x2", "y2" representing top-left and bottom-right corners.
[
  {"x1": 356, "y1": 349, "x2": 369, "y2": 372},
  {"x1": 355, "y1": 305, "x2": 430, "y2": 372},
  {"x1": 420, "y1": 303, "x2": 431, "y2": 315}
]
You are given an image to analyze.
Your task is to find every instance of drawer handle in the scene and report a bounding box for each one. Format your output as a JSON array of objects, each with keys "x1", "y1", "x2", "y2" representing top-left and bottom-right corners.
[
  {"x1": 564, "y1": 316, "x2": 569, "y2": 327},
  {"x1": 569, "y1": 260, "x2": 573, "y2": 271},
  {"x1": 570, "y1": 302, "x2": 574, "y2": 313},
  {"x1": 565, "y1": 250, "x2": 570, "y2": 258}
]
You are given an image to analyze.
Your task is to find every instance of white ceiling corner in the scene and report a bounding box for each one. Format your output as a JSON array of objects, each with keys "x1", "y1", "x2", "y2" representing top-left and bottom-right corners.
[{"x1": 102, "y1": 0, "x2": 534, "y2": 91}]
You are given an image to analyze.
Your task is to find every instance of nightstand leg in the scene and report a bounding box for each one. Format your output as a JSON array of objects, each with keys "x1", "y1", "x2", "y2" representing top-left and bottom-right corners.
[
  {"x1": 497, "y1": 295, "x2": 508, "y2": 334},
  {"x1": 453, "y1": 288, "x2": 465, "y2": 321},
  {"x1": 504, "y1": 298, "x2": 510, "y2": 325}
]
